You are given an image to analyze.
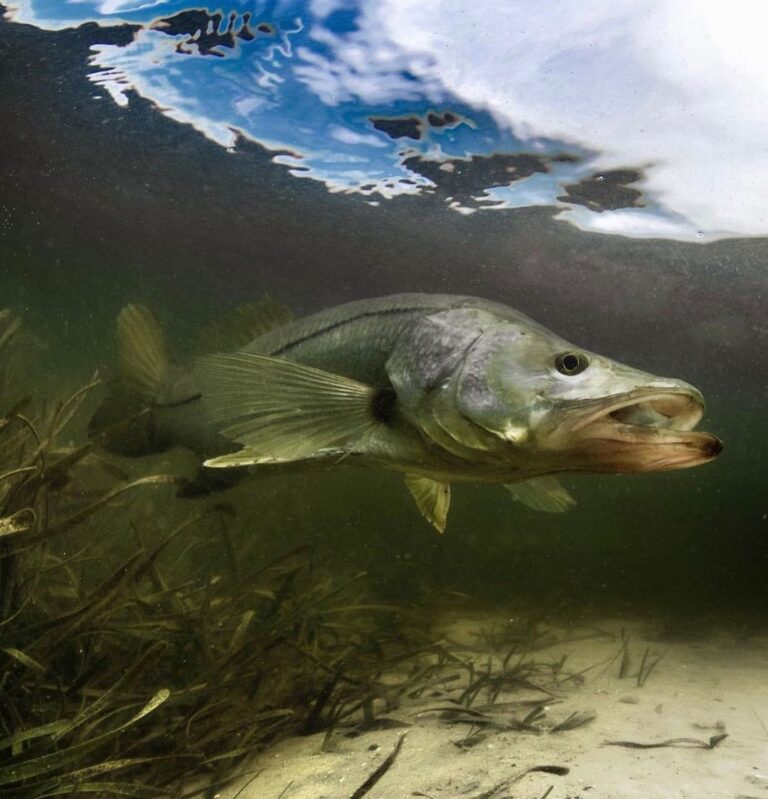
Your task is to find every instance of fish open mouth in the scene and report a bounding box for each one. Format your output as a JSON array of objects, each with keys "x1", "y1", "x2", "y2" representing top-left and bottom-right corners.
[{"x1": 562, "y1": 388, "x2": 722, "y2": 472}]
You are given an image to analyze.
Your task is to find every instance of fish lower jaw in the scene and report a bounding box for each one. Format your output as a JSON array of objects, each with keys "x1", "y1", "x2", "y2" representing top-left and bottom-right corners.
[
  {"x1": 560, "y1": 427, "x2": 722, "y2": 473},
  {"x1": 535, "y1": 385, "x2": 721, "y2": 473}
]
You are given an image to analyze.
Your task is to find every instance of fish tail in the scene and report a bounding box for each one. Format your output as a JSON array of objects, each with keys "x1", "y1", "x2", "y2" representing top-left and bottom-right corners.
[
  {"x1": 114, "y1": 304, "x2": 171, "y2": 403},
  {"x1": 88, "y1": 304, "x2": 173, "y2": 456}
]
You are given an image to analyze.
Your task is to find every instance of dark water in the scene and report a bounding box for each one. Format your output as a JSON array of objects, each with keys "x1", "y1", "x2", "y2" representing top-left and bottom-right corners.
[{"x1": 1, "y1": 4, "x2": 766, "y2": 614}]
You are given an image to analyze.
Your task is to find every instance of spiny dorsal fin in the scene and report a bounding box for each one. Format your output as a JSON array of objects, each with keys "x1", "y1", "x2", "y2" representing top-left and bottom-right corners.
[
  {"x1": 116, "y1": 304, "x2": 170, "y2": 401},
  {"x1": 197, "y1": 295, "x2": 294, "y2": 354},
  {"x1": 405, "y1": 474, "x2": 451, "y2": 533},
  {"x1": 195, "y1": 352, "x2": 378, "y2": 465},
  {"x1": 505, "y1": 476, "x2": 576, "y2": 513}
]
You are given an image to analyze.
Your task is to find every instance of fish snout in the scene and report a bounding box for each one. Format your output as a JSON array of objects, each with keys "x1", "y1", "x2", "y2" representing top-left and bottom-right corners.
[{"x1": 548, "y1": 385, "x2": 722, "y2": 474}]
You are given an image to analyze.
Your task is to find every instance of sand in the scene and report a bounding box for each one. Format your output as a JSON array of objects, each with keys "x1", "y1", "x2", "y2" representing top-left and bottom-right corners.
[{"x1": 218, "y1": 614, "x2": 768, "y2": 799}]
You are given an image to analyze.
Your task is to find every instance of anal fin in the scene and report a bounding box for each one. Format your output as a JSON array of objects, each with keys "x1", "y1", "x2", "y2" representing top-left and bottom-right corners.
[
  {"x1": 405, "y1": 474, "x2": 451, "y2": 533},
  {"x1": 505, "y1": 476, "x2": 576, "y2": 513}
]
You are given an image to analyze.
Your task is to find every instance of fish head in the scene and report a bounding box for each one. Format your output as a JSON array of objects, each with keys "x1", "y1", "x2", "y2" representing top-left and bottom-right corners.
[{"x1": 454, "y1": 322, "x2": 722, "y2": 474}]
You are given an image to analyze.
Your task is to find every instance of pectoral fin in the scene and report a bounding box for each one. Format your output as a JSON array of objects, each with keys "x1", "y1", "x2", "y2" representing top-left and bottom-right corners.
[
  {"x1": 405, "y1": 474, "x2": 451, "y2": 533},
  {"x1": 505, "y1": 476, "x2": 576, "y2": 513},
  {"x1": 195, "y1": 352, "x2": 378, "y2": 466}
]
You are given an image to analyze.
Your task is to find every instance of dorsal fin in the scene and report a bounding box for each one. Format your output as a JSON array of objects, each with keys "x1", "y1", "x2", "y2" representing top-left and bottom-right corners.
[
  {"x1": 197, "y1": 295, "x2": 294, "y2": 354},
  {"x1": 116, "y1": 305, "x2": 170, "y2": 401}
]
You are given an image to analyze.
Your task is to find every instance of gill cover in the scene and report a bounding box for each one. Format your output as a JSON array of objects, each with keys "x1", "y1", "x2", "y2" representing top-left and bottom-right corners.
[
  {"x1": 386, "y1": 308, "x2": 515, "y2": 455},
  {"x1": 452, "y1": 329, "x2": 542, "y2": 446}
]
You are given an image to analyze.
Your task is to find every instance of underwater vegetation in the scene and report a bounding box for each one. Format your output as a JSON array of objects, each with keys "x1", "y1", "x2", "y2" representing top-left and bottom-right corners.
[{"x1": 0, "y1": 309, "x2": 413, "y2": 796}]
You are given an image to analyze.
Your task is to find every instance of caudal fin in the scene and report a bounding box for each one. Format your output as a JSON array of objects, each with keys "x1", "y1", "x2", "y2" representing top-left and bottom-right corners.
[
  {"x1": 116, "y1": 304, "x2": 170, "y2": 402},
  {"x1": 88, "y1": 304, "x2": 172, "y2": 456}
]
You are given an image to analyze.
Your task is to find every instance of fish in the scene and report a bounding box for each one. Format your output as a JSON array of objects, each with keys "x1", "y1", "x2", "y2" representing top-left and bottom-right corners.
[{"x1": 89, "y1": 293, "x2": 722, "y2": 532}]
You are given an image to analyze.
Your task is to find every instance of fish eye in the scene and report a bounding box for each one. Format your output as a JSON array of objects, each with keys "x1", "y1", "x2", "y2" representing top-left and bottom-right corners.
[{"x1": 555, "y1": 351, "x2": 589, "y2": 376}]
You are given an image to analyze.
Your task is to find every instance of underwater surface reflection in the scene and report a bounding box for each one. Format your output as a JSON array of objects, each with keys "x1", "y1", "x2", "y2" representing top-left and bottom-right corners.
[{"x1": 8, "y1": 0, "x2": 768, "y2": 241}]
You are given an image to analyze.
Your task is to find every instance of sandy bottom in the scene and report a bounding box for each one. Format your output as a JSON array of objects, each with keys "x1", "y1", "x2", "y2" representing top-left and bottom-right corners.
[{"x1": 219, "y1": 614, "x2": 768, "y2": 799}]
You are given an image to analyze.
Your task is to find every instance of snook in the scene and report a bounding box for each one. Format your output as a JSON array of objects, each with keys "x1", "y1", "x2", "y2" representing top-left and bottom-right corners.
[{"x1": 90, "y1": 294, "x2": 722, "y2": 531}]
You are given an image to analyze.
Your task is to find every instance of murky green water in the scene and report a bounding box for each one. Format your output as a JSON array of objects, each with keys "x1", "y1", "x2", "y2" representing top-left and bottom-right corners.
[{"x1": 1, "y1": 2, "x2": 766, "y2": 796}]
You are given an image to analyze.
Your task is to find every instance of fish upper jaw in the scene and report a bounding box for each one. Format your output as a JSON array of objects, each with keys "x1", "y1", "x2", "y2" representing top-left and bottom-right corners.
[
  {"x1": 538, "y1": 385, "x2": 723, "y2": 473},
  {"x1": 568, "y1": 385, "x2": 705, "y2": 434}
]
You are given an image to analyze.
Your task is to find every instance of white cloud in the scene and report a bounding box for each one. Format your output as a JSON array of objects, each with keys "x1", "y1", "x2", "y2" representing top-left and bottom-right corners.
[
  {"x1": 293, "y1": 38, "x2": 440, "y2": 106},
  {"x1": 365, "y1": 0, "x2": 768, "y2": 241},
  {"x1": 309, "y1": 0, "x2": 350, "y2": 16},
  {"x1": 329, "y1": 125, "x2": 386, "y2": 147},
  {"x1": 96, "y1": 1, "x2": 165, "y2": 12},
  {"x1": 292, "y1": 17, "x2": 444, "y2": 106},
  {"x1": 560, "y1": 206, "x2": 704, "y2": 242}
]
